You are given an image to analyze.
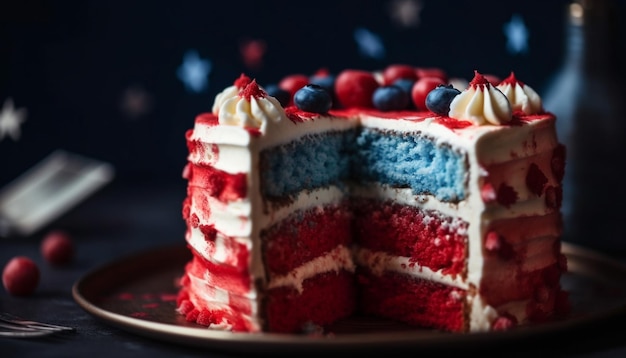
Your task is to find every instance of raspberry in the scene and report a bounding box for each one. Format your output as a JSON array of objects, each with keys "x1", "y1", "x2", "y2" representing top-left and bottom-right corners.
[
  {"x1": 41, "y1": 230, "x2": 75, "y2": 266},
  {"x1": 411, "y1": 77, "x2": 446, "y2": 110},
  {"x1": 2, "y1": 256, "x2": 40, "y2": 296},
  {"x1": 382, "y1": 64, "x2": 418, "y2": 85},
  {"x1": 335, "y1": 69, "x2": 379, "y2": 108}
]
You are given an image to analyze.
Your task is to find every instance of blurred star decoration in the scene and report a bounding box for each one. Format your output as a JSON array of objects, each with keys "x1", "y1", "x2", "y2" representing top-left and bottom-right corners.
[
  {"x1": 354, "y1": 27, "x2": 386, "y2": 60},
  {"x1": 388, "y1": 0, "x2": 423, "y2": 28},
  {"x1": 120, "y1": 85, "x2": 153, "y2": 120},
  {"x1": 0, "y1": 98, "x2": 27, "y2": 142},
  {"x1": 177, "y1": 49, "x2": 212, "y2": 93},
  {"x1": 239, "y1": 38, "x2": 267, "y2": 71},
  {"x1": 503, "y1": 14, "x2": 529, "y2": 55}
]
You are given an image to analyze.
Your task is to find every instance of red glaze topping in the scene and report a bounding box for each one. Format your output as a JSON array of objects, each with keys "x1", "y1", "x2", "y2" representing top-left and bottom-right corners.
[
  {"x1": 469, "y1": 70, "x2": 491, "y2": 88},
  {"x1": 499, "y1": 71, "x2": 525, "y2": 87},
  {"x1": 239, "y1": 80, "x2": 267, "y2": 101},
  {"x1": 234, "y1": 73, "x2": 252, "y2": 88}
]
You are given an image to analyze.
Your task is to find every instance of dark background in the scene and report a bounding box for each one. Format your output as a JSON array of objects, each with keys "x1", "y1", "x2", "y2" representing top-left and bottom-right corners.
[{"x1": 1, "y1": 0, "x2": 625, "y2": 187}]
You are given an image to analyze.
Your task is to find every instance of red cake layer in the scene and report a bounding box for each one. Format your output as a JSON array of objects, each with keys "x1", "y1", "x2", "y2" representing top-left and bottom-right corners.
[
  {"x1": 266, "y1": 270, "x2": 356, "y2": 333},
  {"x1": 352, "y1": 199, "x2": 468, "y2": 276},
  {"x1": 357, "y1": 269, "x2": 467, "y2": 332},
  {"x1": 177, "y1": 268, "x2": 356, "y2": 333},
  {"x1": 263, "y1": 202, "x2": 353, "y2": 275}
]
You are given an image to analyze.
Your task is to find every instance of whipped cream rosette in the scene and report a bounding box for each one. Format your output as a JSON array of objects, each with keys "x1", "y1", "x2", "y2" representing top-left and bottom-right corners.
[
  {"x1": 217, "y1": 80, "x2": 287, "y2": 132},
  {"x1": 212, "y1": 73, "x2": 253, "y2": 115},
  {"x1": 448, "y1": 71, "x2": 512, "y2": 125},
  {"x1": 496, "y1": 72, "x2": 543, "y2": 115}
]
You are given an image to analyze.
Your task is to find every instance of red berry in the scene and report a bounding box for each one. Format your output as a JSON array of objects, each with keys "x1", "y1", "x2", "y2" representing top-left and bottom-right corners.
[
  {"x1": 2, "y1": 256, "x2": 40, "y2": 296},
  {"x1": 278, "y1": 74, "x2": 309, "y2": 105},
  {"x1": 415, "y1": 67, "x2": 448, "y2": 82},
  {"x1": 335, "y1": 69, "x2": 379, "y2": 108},
  {"x1": 41, "y1": 230, "x2": 75, "y2": 266},
  {"x1": 382, "y1": 64, "x2": 417, "y2": 85},
  {"x1": 411, "y1": 77, "x2": 446, "y2": 110}
]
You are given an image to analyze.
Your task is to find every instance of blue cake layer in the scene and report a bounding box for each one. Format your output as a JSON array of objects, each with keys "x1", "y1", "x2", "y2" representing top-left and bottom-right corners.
[
  {"x1": 261, "y1": 131, "x2": 355, "y2": 199},
  {"x1": 260, "y1": 128, "x2": 467, "y2": 202},
  {"x1": 352, "y1": 128, "x2": 466, "y2": 202}
]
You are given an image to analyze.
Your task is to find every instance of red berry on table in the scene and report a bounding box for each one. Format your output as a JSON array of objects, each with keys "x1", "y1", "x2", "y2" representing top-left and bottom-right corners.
[
  {"x1": 2, "y1": 256, "x2": 40, "y2": 296},
  {"x1": 411, "y1": 76, "x2": 446, "y2": 110},
  {"x1": 335, "y1": 69, "x2": 379, "y2": 108},
  {"x1": 41, "y1": 230, "x2": 75, "y2": 266},
  {"x1": 382, "y1": 64, "x2": 418, "y2": 85}
]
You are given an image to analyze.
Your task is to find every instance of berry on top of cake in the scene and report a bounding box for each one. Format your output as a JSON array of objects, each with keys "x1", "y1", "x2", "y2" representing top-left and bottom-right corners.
[{"x1": 177, "y1": 63, "x2": 569, "y2": 334}]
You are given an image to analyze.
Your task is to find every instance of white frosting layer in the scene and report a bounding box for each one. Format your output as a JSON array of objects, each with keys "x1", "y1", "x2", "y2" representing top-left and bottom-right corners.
[
  {"x1": 354, "y1": 248, "x2": 468, "y2": 288},
  {"x1": 268, "y1": 245, "x2": 355, "y2": 293}
]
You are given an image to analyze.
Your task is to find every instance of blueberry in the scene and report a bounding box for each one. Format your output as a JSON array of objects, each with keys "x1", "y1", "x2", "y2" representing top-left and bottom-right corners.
[
  {"x1": 294, "y1": 84, "x2": 332, "y2": 113},
  {"x1": 372, "y1": 85, "x2": 410, "y2": 111},
  {"x1": 309, "y1": 75, "x2": 335, "y2": 95},
  {"x1": 264, "y1": 84, "x2": 291, "y2": 107},
  {"x1": 392, "y1": 78, "x2": 415, "y2": 96},
  {"x1": 425, "y1": 84, "x2": 461, "y2": 115}
]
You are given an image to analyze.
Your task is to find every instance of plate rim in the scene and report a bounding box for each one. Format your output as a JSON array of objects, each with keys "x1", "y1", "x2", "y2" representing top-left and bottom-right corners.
[{"x1": 71, "y1": 241, "x2": 626, "y2": 352}]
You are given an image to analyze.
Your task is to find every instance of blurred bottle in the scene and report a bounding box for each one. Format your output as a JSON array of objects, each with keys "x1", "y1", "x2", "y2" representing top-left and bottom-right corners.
[{"x1": 542, "y1": 0, "x2": 626, "y2": 253}]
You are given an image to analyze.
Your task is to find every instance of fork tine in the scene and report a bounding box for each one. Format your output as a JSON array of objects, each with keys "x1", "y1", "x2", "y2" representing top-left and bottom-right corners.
[
  {"x1": 0, "y1": 322, "x2": 41, "y2": 332},
  {"x1": 0, "y1": 329, "x2": 55, "y2": 338},
  {"x1": 0, "y1": 313, "x2": 75, "y2": 332}
]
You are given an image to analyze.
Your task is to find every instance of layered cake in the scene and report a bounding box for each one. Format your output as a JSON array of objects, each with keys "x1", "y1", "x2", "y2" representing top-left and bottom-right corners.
[{"x1": 176, "y1": 65, "x2": 570, "y2": 334}]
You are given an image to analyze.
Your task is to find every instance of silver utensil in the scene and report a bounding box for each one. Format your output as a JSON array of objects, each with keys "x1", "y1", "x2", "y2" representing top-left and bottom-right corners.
[{"x1": 0, "y1": 312, "x2": 75, "y2": 338}]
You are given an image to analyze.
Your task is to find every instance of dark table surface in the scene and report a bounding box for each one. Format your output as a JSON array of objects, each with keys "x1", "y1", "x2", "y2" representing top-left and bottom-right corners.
[{"x1": 2, "y1": 180, "x2": 626, "y2": 358}]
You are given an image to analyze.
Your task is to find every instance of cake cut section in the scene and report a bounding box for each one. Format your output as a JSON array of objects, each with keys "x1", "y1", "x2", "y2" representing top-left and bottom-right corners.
[{"x1": 176, "y1": 68, "x2": 569, "y2": 334}]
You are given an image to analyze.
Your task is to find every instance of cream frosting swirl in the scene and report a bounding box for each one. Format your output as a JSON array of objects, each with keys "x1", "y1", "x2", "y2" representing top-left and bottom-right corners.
[
  {"x1": 212, "y1": 73, "x2": 253, "y2": 115},
  {"x1": 448, "y1": 71, "x2": 512, "y2": 125},
  {"x1": 496, "y1": 72, "x2": 543, "y2": 114},
  {"x1": 218, "y1": 80, "x2": 287, "y2": 131}
]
